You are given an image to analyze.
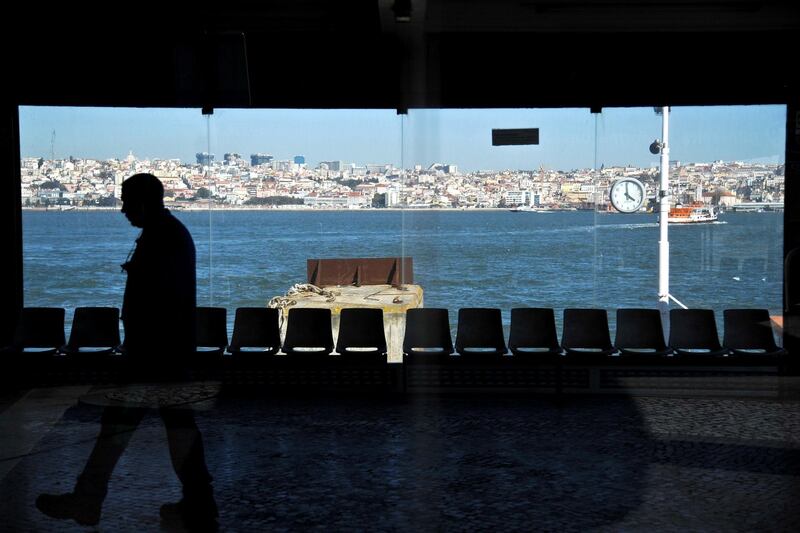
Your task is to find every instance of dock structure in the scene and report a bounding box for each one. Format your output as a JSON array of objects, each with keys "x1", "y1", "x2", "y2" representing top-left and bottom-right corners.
[
  {"x1": 270, "y1": 257, "x2": 423, "y2": 362},
  {"x1": 273, "y1": 283, "x2": 423, "y2": 363}
]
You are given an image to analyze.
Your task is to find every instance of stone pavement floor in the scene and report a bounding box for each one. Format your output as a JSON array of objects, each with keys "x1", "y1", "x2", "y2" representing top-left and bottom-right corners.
[{"x1": 0, "y1": 387, "x2": 799, "y2": 531}]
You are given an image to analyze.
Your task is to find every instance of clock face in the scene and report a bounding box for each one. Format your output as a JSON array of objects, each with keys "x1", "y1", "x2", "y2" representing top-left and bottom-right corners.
[{"x1": 609, "y1": 178, "x2": 645, "y2": 213}]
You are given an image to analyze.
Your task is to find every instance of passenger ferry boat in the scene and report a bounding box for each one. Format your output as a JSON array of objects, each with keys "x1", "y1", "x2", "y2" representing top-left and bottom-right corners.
[{"x1": 667, "y1": 203, "x2": 718, "y2": 224}]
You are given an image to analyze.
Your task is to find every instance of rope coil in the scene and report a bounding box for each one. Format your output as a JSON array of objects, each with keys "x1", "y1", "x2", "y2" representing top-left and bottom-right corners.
[{"x1": 267, "y1": 283, "x2": 340, "y2": 312}]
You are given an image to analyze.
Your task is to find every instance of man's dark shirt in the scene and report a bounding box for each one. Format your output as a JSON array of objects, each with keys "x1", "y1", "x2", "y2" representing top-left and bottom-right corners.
[{"x1": 122, "y1": 209, "x2": 196, "y2": 377}]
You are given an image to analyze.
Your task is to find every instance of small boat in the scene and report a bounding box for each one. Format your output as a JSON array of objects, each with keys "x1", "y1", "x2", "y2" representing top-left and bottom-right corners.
[
  {"x1": 509, "y1": 205, "x2": 553, "y2": 213},
  {"x1": 667, "y1": 203, "x2": 718, "y2": 224}
]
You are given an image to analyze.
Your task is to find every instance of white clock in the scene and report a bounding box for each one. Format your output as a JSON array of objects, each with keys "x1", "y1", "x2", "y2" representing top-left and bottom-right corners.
[{"x1": 609, "y1": 178, "x2": 646, "y2": 213}]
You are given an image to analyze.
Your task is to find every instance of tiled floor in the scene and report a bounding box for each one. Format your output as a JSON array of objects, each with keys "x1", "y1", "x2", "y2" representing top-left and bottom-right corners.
[{"x1": 1, "y1": 386, "x2": 799, "y2": 531}]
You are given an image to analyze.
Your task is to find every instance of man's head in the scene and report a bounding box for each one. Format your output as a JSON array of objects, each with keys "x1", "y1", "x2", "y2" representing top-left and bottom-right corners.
[{"x1": 121, "y1": 173, "x2": 165, "y2": 227}]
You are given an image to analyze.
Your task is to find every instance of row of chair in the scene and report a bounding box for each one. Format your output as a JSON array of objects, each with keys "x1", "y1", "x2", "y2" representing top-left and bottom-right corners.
[
  {"x1": 3, "y1": 306, "x2": 786, "y2": 363},
  {"x1": 416, "y1": 307, "x2": 786, "y2": 361},
  {"x1": 2, "y1": 306, "x2": 387, "y2": 361}
]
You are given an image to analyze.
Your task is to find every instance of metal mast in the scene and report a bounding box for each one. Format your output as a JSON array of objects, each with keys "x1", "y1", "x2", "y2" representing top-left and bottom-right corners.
[
  {"x1": 657, "y1": 107, "x2": 670, "y2": 322},
  {"x1": 656, "y1": 106, "x2": 688, "y2": 335}
]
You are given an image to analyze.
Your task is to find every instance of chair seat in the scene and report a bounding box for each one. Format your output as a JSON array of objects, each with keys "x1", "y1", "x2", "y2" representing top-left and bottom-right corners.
[
  {"x1": 196, "y1": 346, "x2": 225, "y2": 355},
  {"x1": 564, "y1": 347, "x2": 615, "y2": 355},
  {"x1": 21, "y1": 347, "x2": 60, "y2": 355},
  {"x1": 509, "y1": 347, "x2": 563, "y2": 362},
  {"x1": 728, "y1": 347, "x2": 786, "y2": 358},
  {"x1": 460, "y1": 347, "x2": 506, "y2": 354},
  {"x1": 614, "y1": 349, "x2": 673, "y2": 365},
  {"x1": 340, "y1": 347, "x2": 386, "y2": 367},
  {"x1": 292, "y1": 346, "x2": 329, "y2": 352},
  {"x1": 673, "y1": 347, "x2": 729, "y2": 357},
  {"x1": 227, "y1": 346, "x2": 280, "y2": 359},
  {"x1": 508, "y1": 349, "x2": 562, "y2": 365},
  {"x1": 618, "y1": 347, "x2": 673, "y2": 357},
  {"x1": 230, "y1": 346, "x2": 279, "y2": 353},
  {"x1": 563, "y1": 347, "x2": 616, "y2": 363},
  {"x1": 457, "y1": 348, "x2": 508, "y2": 363},
  {"x1": 62, "y1": 346, "x2": 118, "y2": 358}
]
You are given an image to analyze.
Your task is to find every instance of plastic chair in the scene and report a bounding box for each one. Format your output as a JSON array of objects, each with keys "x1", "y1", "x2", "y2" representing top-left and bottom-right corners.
[
  {"x1": 282, "y1": 308, "x2": 334, "y2": 358},
  {"x1": 454, "y1": 308, "x2": 507, "y2": 360},
  {"x1": 336, "y1": 308, "x2": 387, "y2": 363},
  {"x1": 402, "y1": 308, "x2": 454, "y2": 364},
  {"x1": 561, "y1": 308, "x2": 615, "y2": 359},
  {"x1": 614, "y1": 308, "x2": 672, "y2": 358},
  {"x1": 723, "y1": 309, "x2": 785, "y2": 358},
  {"x1": 12, "y1": 307, "x2": 66, "y2": 356},
  {"x1": 668, "y1": 309, "x2": 729, "y2": 358},
  {"x1": 195, "y1": 307, "x2": 228, "y2": 356},
  {"x1": 228, "y1": 307, "x2": 281, "y2": 356},
  {"x1": 507, "y1": 308, "x2": 562, "y2": 360},
  {"x1": 62, "y1": 307, "x2": 121, "y2": 356}
]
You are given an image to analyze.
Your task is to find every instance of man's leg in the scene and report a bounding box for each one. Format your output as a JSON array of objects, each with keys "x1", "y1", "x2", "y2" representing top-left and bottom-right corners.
[
  {"x1": 36, "y1": 406, "x2": 145, "y2": 526},
  {"x1": 159, "y1": 407, "x2": 217, "y2": 527}
]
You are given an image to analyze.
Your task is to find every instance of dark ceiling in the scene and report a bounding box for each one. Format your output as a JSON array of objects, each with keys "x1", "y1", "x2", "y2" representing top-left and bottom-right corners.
[{"x1": 6, "y1": 0, "x2": 800, "y2": 109}]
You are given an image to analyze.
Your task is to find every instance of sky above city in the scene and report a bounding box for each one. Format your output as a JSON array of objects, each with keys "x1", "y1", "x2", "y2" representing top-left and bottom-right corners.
[{"x1": 19, "y1": 105, "x2": 786, "y2": 172}]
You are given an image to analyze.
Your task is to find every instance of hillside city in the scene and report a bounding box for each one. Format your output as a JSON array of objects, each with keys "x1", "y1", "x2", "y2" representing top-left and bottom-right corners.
[{"x1": 20, "y1": 152, "x2": 785, "y2": 211}]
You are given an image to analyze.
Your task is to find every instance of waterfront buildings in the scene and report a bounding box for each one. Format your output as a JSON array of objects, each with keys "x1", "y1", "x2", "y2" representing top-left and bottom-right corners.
[{"x1": 19, "y1": 155, "x2": 784, "y2": 211}]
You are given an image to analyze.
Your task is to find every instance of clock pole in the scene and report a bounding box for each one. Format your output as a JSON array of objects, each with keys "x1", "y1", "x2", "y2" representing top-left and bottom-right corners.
[{"x1": 658, "y1": 107, "x2": 671, "y2": 334}]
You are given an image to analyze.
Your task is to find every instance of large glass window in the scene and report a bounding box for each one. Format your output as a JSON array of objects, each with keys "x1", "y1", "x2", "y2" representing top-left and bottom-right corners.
[{"x1": 20, "y1": 105, "x2": 786, "y2": 343}]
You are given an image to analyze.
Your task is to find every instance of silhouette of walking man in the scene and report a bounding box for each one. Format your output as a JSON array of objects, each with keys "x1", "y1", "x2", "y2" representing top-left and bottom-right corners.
[{"x1": 36, "y1": 173, "x2": 218, "y2": 530}]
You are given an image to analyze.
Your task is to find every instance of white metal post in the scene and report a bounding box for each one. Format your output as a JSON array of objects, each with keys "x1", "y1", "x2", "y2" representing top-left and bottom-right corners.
[{"x1": 658, "y1": 107, "x2": 670, "y2": 337}]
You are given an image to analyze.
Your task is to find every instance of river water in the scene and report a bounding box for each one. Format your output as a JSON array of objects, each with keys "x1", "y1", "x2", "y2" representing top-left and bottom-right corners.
[{"x1": 23, "y1": 209, "x2": 784, "y2": 336}]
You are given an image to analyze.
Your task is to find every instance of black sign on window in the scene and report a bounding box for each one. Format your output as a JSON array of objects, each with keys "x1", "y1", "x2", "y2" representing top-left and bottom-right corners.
[{"x1": 492, "y1": 128, "x2": 539, "y2": 146}]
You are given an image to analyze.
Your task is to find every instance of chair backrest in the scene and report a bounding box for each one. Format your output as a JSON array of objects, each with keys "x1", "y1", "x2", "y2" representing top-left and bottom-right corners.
[
  {"x1": 454, "y1": 308, "x2": 506, "y2": 356},
  {"x1": 561, "y1": 308, "x2": 612, "y2": 350},
  {"x1": 14, "y1": 307, "x2": 66, "y2": 351},
  {"x1": 66, "y1": 307, "x2": 121, "y2": 351},
  {"x1": 229, "y1": 307, "x2": 281, "y2": 354},
  {"x1": 195, "y1": 307, "x2": 228, "y2": 351},
  {"x1": 615, "y1": 308, "x2": 667, "y2": 350},
  {"x1": 508, "y1": 308, "x2": 560, "y2": 353},
  {"x1": 282, "y1": 308, "x2": 334, "y2": 355},
  {"x1": 336, "y1": 308, "x2": 387, "y2": 356},
  {"x1": 723, "y1": 309, "x2": 779, "y2": 351},
  {"x1": 668, "y1": 309, "x2": 722, "y2": 350},
  {"x1": 403, "y1": 308, "x2": 453, "y2": 355}
]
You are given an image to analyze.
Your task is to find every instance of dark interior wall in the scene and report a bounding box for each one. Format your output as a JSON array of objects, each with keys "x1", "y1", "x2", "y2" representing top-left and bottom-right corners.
[
  {"x1": 7, "y1": 0, "x2": 800, "y2": 109},
  {"x1": 1, "y1": 107, "x2": 22, "y2": 345},
  {"x1": 429, "y1": 31, "x2": 798, "y2": 109},
  {"x1": 9, "y1": 29, "x2": 799, "y2": 109}
]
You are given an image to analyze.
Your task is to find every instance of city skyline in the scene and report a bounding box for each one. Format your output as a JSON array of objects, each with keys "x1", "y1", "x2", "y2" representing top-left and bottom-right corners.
[{"x1": 19, "y1": 105, "x2": 787, "y2": 172}]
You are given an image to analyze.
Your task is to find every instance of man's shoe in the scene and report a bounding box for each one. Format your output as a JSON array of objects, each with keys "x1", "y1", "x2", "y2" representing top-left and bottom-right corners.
[
  {"x1": 36, "y1": 492, "x2": 101, "y2": 526},
  {"x1": 160, "y1": 499, "x2": 218, "y2": 532},
  {"x1": 159, "y1": 500, "x2": 185, "y2": 523}
]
